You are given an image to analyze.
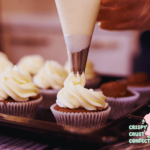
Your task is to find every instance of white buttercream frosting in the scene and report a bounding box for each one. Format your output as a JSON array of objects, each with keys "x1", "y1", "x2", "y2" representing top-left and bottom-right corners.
[
  {"x1": 0, "y1": 66, "x2": 39, "y2": 101},
  {"x1": 65, "y1": 60, "x2": 96, "y2": 80},
  {"x1": 56, "y1": 72, "x2": 108, "y2": 110},
  {"x1": 0, "y1": 52, "x2": 8, "y2": 59},
  {"x1": 33, "y1": 60, "x2": 68, "y2": 90},
  {"x1": 0, "y1": 58, "x2": 14, "y2": 73},
  {"x1": 17, "y1": 55, "x2": 44, "y2": 75}
]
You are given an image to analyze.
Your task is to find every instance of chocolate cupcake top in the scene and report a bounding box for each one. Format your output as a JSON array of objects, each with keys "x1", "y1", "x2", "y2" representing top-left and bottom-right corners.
[
  {"x1": 56, "y1": 72, "x2": 108, "y2": 111},
  {"x1": 0, "y1": 66, "x2": 39, "y2": 102},
  {"x1": 100, "y1": 81, "x2": 133, "y2": 98},
  {"x1": 127, "y1": 72, "x2": 150, "y2": 87}
]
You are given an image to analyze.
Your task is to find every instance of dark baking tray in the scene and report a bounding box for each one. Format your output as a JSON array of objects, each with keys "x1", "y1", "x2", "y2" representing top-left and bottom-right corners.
[{"x1": 0, "y1": 75, "x2": 148, "y2": 150}]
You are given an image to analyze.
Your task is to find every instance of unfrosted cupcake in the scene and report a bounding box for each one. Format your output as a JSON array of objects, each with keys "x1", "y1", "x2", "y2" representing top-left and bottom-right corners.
[
  {"x1": 17, "y1": 55, "x2": 44, "y2": 76},
  {"x1": 126, "y1": 72, "x2": 150, "y2": 106},
  {"x1": 64, "y1": 60, "x2": 101, "y2": 89},
  {"x1": 33, "y1": 60, "x2": 68, "y2": 109},
  {"x1": 0, "y1": 66, "x2": 42, "y2": 118},
  {"x1": 51, "y1": 72, "x2": 111, "y2": 128},
  {"x1": 100, "y1": 81, "x2": 139, "y2": 120}
]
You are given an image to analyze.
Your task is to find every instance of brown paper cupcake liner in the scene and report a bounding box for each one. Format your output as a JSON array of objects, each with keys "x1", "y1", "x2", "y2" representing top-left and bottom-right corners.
[
  {"x1": 128, "y1": 86, "x2": 150, "y2": 106},
  {"x1": 85, "y1": 75, "x2": 101, "y2": 89},
  {"x1": 0, "y1": 95, "x2": 42, "y2": 118},
  {"x1": 107, "y1": 89, "x2": 140, "y2": 120},
  {"x1": 50, "y1": 104, "x2": 111, "y2": 128},
  {"x1": 39, "y1": 89, "x2": 59, "y2": 109}
]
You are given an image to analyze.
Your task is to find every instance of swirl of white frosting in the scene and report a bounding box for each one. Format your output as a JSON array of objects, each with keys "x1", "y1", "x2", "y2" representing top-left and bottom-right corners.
[
  {"x1": 0, "y1": 58, "x2": 14, "y2": 73},
  {"x1": 0, "y1": 66, "x2": 39, "y2": 101},
  {"x1": 56, "y1": 72, "x2": 108, "y2": 110},
  {"x1": 0, "y1": 52, "x2": 8, "y2": 59},
  {"x1": 33, "y1": 60, "x2": 68, "y2": 90},
  {"x1": 17, "y1": 55, "x2": 44, "y2": 75},
  {"x1": 64, "y1": 60, "x2": 96, "y2": 80}
]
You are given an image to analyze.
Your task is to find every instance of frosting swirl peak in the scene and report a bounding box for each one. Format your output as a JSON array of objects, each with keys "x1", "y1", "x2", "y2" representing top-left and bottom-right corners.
[
  {"x1": 0, "y1": 66, "x2": 39, "y2": 101},
  {"x1": 33, "y1": 60, "x2": 68, "y2": 90},
  {"x1": 17, "y1": 55, "x2": 44, "y2": 75},
  {"x1": 56, "y1": 72, "x2": 108, "y2": 110}
]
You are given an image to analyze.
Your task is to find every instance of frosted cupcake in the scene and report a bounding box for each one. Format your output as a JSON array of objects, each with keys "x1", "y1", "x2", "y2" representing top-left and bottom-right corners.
[
  {"x1": 17, "y1": 55, "x2": 44, "y2": 76},
  {"x1": 0, "y1": 66, "x2": 42, "y2": 118},
  {"x1": 51, "y1": 72, "x2": 111, "y2": 128},
  {"x1": 100, "y1": 81, "x2": 139, "y2": 120},
  {"x1": 126, "y1": 72, "x2": 150, "y2": 106},
  {"x1": 64, "y1": 60, "x2": 101, "y2": 89},
  {"x1": 33, "y1": 60, "x2": 68, "y2": 109}
]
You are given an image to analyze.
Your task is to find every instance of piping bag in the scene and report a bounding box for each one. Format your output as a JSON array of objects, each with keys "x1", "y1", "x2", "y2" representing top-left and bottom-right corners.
[{"x1": 55, "y1": 0, "x2": 101, "y2": 74}]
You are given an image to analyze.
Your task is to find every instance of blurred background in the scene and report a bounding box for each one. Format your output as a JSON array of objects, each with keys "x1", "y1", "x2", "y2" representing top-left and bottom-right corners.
[{"x1": 0, "y1": 0, "x2": 142, "y2": 77}]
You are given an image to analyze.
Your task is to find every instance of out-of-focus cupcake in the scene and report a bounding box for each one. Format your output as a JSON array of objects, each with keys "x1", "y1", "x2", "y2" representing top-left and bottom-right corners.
[
  {"x1": 0, "y1": 51, "x2": 8, "y2": 59},
  {"x1": 100, "y1": 81, "x2": 139, "y2": 120},
  {"x1": 0, "y1": 52, "x2": 14, "y2": 73},
  {"x1": 17, "y1": 55, "x2": 44, "y2": 76},
  {"x1": 0, "y1": 57, "x2": 14, "y2": 73},
  {"x1": 126, "y1": 72, "x2": 150, "y2": 106},
  {"x1": 0, "y1": 66, "x2": 42, "y2": 118},
  {"x1": 33, "y1": 60, "x2": 68, "y2": 109},
  {"x1": 51, "y1": 72, "x2": 111, "y2": 128},
  {"x1": 64, "y1": 60, "x2": 101, "y2": 89}
]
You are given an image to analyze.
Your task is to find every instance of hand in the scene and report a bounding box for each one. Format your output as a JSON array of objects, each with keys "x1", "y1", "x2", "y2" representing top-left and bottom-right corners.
[{"x1": 97, "y1": 0, "x2": 150, "y2": 30}]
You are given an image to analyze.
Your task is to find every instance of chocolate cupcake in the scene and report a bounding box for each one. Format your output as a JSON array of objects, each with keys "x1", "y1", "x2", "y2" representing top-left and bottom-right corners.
[
  {"x1": 0, "y1": 66, "x2": 42, "y2": 118},
  {"x1": 64, "y1": 60, "x2": 101, "y2": 89},
  {"x1": 126, "y1": 72, "x2": 150, "y2": 106},
  {"x1": 100, "y1": 81, "x2": 139, "y2": 120},
  {"x1": 51, "y1": 72, "x2": 111, "y2": 128},
  {"x1": 33, "y1": 60, "x2": 68, "y2": 109}
]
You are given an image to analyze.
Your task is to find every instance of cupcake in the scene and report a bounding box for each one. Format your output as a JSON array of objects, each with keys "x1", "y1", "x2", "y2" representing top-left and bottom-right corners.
[
  {"x1": 126, "y1": 72, "x2": 150, "y2": 106},
  {"x1": 33, "y1": 60, "x2": 68, "y2": 109},
  {"x1": 64, "y1": 60, "x2": 101, "y2": 89},
  {"x1": 0, "y1": 66, "x2": 42, "y2": 118},
  {"x1": 100, "y1": 81, "x2": 139, "y2": 120},
  {"x1": 51, "y1": 72, "x2": 111, "y2": 128},
  {"x1": 17, "y1": 55, "x2": 44, "y2": 76}
]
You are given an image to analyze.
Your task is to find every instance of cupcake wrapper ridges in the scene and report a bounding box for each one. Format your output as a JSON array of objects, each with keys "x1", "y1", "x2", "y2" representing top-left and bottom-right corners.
[
  {"x1": 107, "y1": 89, "x2": 140, "y2": 120},
  {"x1": 50, "y1": 104, "x2": 111, "y2": 128},
  {"x1": 39, "y1": 89, "x2": 59, "y2": 109},
  {"x1": 0, "y1": 95, "x2": 42, "y2": 118},
  {"x1": 128, "y1": 86, "x2": 150, "y2": 106}
]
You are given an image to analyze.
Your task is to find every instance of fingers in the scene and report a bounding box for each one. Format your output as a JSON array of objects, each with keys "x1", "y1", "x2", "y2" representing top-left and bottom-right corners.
[
  {"x1": 97, "y1": 6, "x2": 139, "y2": 23},
  {"x1": 98, "y1": 21, "x2": 138, "y2": 30},
  {"x1": 101, "y1": 0, "x2": 139, "y2": 7}
]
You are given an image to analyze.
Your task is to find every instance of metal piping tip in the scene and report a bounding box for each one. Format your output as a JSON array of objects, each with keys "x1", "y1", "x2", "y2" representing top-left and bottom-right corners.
[{"x1": 67, "y1": 47, "x2": 89, "y2": 74}]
